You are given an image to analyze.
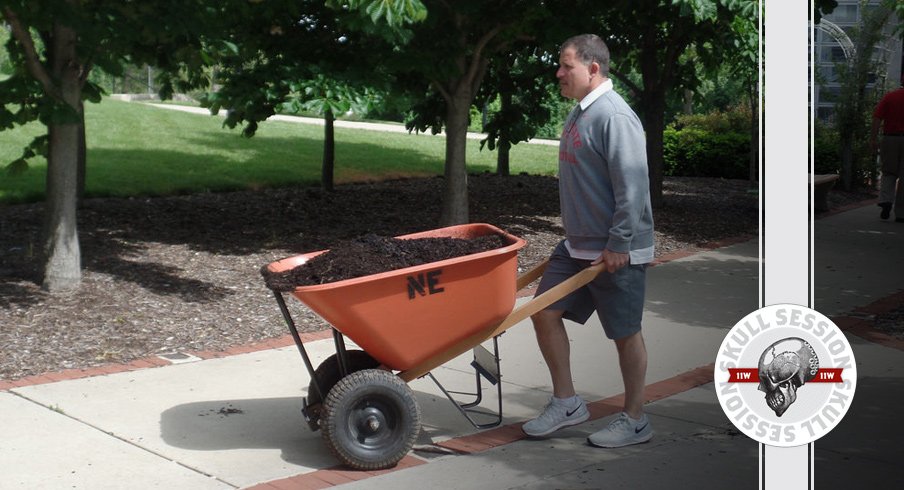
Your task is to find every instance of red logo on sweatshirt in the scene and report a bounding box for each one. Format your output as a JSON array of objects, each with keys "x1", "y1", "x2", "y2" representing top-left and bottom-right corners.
[{"x1": 560, "y1": 117, "x2": 582, "y2": 165}]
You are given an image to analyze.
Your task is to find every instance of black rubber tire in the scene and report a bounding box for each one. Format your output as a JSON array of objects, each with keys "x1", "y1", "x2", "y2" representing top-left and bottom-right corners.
[
  {"x1": 320, "y1": 369, "x2": 421, "y2": 470},
  {"x1": 306, "y1": 350, "x2": 380, "y2": 430}
]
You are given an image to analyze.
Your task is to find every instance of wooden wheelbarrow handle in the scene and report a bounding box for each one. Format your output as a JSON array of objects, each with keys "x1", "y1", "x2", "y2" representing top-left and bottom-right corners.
[
  {"x1": 398, "y1": 259, "x2": 604, "y2": 382},
  {"x1": 489, "y1": 260, "x2": 603, "y2": 337},
  {"x1": 516, "y1": 258, "x2": 549, "y2": 291}
]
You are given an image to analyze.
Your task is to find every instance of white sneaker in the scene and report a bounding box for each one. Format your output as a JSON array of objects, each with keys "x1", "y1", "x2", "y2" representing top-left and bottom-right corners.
[
  {"x1": 587, "y1": 412, "x2": 653, "y2": 448},
  {"x1": 522, "y1": 396, "x2": 590, "y2": 437}
]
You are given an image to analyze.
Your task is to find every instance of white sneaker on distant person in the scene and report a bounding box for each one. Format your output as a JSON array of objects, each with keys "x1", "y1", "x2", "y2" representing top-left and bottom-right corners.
[
  {"x1": 522, "y1": 395, "x2": 590, "y2": 437},
  {"x1": 587, "y1": 411, "x2": 653, "y2": 448}
]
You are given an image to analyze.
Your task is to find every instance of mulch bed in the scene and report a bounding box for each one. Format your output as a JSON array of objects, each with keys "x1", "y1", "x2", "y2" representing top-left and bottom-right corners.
[{"x1": 0, "y1": 174, "x2": 869, "y2": 381}]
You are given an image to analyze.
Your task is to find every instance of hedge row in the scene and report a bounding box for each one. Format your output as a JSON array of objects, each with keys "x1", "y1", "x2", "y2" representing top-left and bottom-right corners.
[
  {"x1": 661, "y1": 123, "x2": 872, "y2": 185},
  {"x1": 663, "y1": 128, "x2": 751, "y2": 179}
]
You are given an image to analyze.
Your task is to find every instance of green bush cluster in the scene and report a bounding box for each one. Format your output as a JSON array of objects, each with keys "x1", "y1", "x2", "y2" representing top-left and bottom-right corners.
[
  {"x1": 671, "y1": 105, "x2": 752, "y2": 133},
  {"x1": 812, "y1": 119, "x2": 877, "y2": 187},
  {"x1": 663, "y1": 106, "x2": 753, "y2": 179},
  {"x1": 813, "y1": 120, "x2": 842, "y2": 175}
]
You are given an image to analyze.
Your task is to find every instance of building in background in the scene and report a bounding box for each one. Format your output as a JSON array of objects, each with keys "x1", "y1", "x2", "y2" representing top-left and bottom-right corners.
[{"x1": 813, "y1": 0, "x2": 903, "y2": 121}]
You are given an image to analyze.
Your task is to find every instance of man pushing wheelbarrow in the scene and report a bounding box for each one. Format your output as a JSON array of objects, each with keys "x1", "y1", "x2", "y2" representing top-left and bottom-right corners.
[
  {"x1": 520, "y1": 33, "x2": 655, "y2": 449},
  {"x1": 260, "y1": 33, "x2": 654, "y2": 470}
]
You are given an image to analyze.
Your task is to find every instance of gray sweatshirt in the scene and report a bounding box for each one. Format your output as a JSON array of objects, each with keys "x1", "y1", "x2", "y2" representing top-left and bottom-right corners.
[{"x1": 558, "y1": 87, "x2": 654, "y2": 262}]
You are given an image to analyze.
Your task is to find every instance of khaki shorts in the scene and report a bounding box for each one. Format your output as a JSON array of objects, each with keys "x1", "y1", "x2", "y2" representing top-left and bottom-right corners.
[{"x1": 535, "y1": 241, "x2": 647, "y2": 340}]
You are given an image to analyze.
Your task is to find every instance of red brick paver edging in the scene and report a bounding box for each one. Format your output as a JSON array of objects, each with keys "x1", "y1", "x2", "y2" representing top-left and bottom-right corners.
[
  {"x1": 832, "y1": 289, "x2": 904, "y2": 352},
  {"x1": 246, "y1": 364, "x2": 715, "y2": 490}
]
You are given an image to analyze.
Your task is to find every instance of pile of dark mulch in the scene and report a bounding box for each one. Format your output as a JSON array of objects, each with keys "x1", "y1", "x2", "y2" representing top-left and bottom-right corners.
[{"x1": 262, "y1": 233, "x2": 507, "y2": 291}]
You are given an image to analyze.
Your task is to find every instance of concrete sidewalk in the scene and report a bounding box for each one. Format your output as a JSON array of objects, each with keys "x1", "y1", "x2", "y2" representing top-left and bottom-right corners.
[{"x1": 1, "y1": 204, "x2": 901, "y2": 489}]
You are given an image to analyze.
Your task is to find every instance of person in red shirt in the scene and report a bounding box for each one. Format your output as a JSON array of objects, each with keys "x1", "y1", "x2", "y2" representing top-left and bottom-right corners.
[{"x1": 871, "y1": 72, "x2": 904, "y2": 222}]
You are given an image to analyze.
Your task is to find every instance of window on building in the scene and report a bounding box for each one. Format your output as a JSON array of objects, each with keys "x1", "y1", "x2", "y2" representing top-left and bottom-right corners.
[
  {"x1": 827, "y1": 4, "x2": 858, "y2": 24},
  {"x1": 818, "y1": 65, "x2": 838, "y2": 83},
  {"x1": 820, "y1": 46, "x2": 847, "y2": 63}
]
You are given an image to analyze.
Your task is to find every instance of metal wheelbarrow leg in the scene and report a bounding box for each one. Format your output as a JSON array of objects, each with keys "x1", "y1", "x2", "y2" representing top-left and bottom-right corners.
[
  {"x1": 427, "y1": 337, "x2": 504, "y2": 429},
  {"x1": 410, "y1": 259, "x2": 603, "y2": 429}
]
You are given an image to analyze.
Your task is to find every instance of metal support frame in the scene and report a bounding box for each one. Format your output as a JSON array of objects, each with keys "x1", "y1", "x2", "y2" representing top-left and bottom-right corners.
[
  {"x1": 427, "y1": 335, "x2": 505, "y2": 429},
  {"x1": 274, "y1": 291, "x2": 358, "y2": 431},
  {"x1": 273, "y1": 291, "x2": 323, "y2": 401},
  {"x1": 332, "y1": 328, "x2": 349, "y2": 377}
]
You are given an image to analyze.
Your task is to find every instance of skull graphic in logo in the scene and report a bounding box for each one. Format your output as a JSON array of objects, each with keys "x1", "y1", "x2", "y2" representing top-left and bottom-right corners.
[{"x1": 757, "y1": 337, "x2": 819, "y2": 417}]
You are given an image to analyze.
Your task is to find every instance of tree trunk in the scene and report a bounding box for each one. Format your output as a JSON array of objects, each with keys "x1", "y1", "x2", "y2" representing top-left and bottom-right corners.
[
  {"x1": 645, "y1": 116, "x2": 665, "y2": 209},
  {"x1": 496, "y1": 90, "x2": 512, "y2": 176},
  {"x1": 77, "y1": 98, "x2": 86, "y2": 203},
  {"x1": 840, "y1": 139, "x2": 853, "y2": 191},
  {"x1": 497, "y1": 141, "x2": 511, "y2": 177},
  {"x1": 322, "y1": 108, "x2": 335, "y2": 192},
  {"x1": 42, "y1": 21, "x2": 82, "y2": 292},
  {"x1": 440, "y1": 92, "x2": 471, "y2": 226},
  {"x1": 638, "y1": 88, "x2": 667, "y2": 209},
  {"x1": 637, "y1": 43, "x2": 668, "y2": 209}
]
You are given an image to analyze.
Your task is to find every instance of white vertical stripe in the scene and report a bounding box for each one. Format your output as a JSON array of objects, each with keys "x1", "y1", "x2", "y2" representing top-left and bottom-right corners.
[{"x1": 761, "y1": 0, "x2": 813, "y2": 488}]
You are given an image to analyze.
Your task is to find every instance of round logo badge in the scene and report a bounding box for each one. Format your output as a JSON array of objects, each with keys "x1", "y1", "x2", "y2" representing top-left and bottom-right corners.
[{"x1": 714, "y1": 304, "x2": 857, "y2": 447}]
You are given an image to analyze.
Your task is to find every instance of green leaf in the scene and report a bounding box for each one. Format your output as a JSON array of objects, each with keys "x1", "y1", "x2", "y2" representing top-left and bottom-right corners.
[
  {"x1": 673, "y1": 0, "x2": 718, "y2": 21},
  {"x1": 367, "y1": 1, "x2": 388, "y2": 24},
  {"x1": 5, "y1": 159, "x2": 29, "y2": 176},
  {"x1": 222, "y1": 41, "x2": 239, "y2": 55},
  {"x1": 83, "y1": 81, "x2": 105, "y2": 103}
]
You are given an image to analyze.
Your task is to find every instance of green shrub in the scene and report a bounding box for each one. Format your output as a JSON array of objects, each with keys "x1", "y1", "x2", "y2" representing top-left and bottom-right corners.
[
  {"x1": 813, "y1": 120, "x2": 842, "y2": 175},
  {"x1": 671, "y1": 104, "x2": 753, "y2": 133},
  {"x1": 812, "y1": 119, "x2": 877, "y2": 187},
  {"x1": 662, "y1": 105, "x2": 754, "y2": 179},
  {"x1": 663, "y1": 127, "x2": 750, "y2": 179}
]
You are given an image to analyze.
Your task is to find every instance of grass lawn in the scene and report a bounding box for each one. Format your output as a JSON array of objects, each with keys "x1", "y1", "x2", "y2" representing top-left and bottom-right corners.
[{"x1": 0, "y1": 99, "x2": 559, "y2": 204}]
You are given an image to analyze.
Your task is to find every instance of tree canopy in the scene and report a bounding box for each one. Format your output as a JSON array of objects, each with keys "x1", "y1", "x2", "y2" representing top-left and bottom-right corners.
[
  {"x1": 1, "y1": 0, "x2": 780, "y2": 292},
  {"x1": 196, "y1": 0, "x2": 425, "y2": 191},
  {"x1": 0, "y1": 0, "x2": 425, "y2": 292},
  {"x1": 1, "y1": 0, "x2": 225, "y2": 291},
  {"x1": 582, "y1": 0, "x2": 754, "y2": 206},
  {"x1": 396, "y1": 0, "x2": 562, "y2": 224}
]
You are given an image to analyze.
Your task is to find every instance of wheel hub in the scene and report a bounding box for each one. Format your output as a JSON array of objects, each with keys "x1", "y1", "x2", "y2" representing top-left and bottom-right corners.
[{"x1": 357, "y1": 406, "x2": 387, "y2": 436}]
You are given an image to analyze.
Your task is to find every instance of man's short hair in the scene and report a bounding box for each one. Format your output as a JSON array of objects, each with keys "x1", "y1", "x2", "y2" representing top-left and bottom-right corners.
[{"x1": 561, "y1": 34, "x2": 610, "y2": 77}]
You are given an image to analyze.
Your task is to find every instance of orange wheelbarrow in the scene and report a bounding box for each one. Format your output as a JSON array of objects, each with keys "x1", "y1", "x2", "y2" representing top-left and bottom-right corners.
[{"x1": 264, "y1": 223, "x2": 603, "y2": 470}]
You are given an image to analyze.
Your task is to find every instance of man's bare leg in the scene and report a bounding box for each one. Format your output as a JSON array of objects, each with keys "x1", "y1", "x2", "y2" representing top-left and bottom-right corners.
[
  {"x1": 531, "y1": 309, "x2": 576, "y2": 398},
  {"x1": 614, "y1": 331, "x2": 647, "y2": 419}
]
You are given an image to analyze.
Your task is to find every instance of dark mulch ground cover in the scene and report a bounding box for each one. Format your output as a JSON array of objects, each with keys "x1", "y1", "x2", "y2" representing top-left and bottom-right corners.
[
  {"x1": 0, "y1": 174, "x2": 872, "y2": 380},
  {"x1": 261, "y1": 234, "x2": 508, "y2": 290}
]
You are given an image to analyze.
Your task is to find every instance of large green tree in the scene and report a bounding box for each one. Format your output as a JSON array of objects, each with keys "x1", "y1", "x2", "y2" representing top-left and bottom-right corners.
[
  {"x1": 0, "y1": 0, "x2": 217, "y2": 292},
  {"x1": 725, "y1": 3, "x2": 759, "y2": 184},
  {"x1": 834, "y1": 0, "x2": 896, "y2": 190},
  {"x1": 199, "y1": 0, "x2": 424, "y2": 192},
  {"x1": 399, "y1": 0, "x2": 555, "y2": 225},
  {"x1": 0, "y1": 0, "x2": 422, "y2": 292},
  {"x1": 477, "y1": 42, "x2": 561, "y2": 177},
  {"x1": 401, "y1": 0, "x2": 758, "y2": 215},
  {"x1": 590, "y1": 0, "x2": 750, "y2": 207}
]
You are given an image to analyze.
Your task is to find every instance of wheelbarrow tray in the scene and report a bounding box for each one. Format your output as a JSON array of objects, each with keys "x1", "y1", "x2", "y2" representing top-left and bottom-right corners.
[{"x1": 265, "y1": 223, "x2": 526, "y2": 371}]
